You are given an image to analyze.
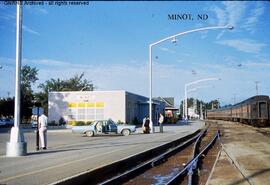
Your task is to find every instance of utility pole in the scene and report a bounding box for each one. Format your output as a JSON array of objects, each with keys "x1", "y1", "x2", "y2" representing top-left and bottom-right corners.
[
  {"x1": 6, "y1": 2, "x2": 27, "y2": 157},
  {"x1": 255, "y1": 81, "x2": 259, "y2": 95},
  {"x1": 200, "y1": 102, "x2": 203, "y2": 120},
  {"x1": 193, "y1": 98, "x2": 197, "y2": 114}
]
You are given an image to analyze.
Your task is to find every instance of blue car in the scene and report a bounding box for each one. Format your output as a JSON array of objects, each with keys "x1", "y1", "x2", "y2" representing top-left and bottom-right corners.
[
  {"x1": 0, "y1": 118, "x2": 14, "y2": 127},
  {"x1": 72, "y1": 119, "x2": 136, "y2": 137}
]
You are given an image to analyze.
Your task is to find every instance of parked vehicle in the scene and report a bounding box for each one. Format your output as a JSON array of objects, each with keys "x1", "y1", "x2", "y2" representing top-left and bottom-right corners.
[
  {"x1": 0, "y1": 119, "x2": 5, "y2": 126},
  {"x1": 72, "y1": 119, "x2": 136, "y2": 137},
  {"x1": 0, "y1": 118, "x2": 14, "y2": 127}
]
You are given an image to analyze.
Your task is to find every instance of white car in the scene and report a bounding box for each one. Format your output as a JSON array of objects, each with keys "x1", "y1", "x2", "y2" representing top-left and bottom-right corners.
[{"x1": 72, "y1": 119, "x2": 136, "y2": 137}]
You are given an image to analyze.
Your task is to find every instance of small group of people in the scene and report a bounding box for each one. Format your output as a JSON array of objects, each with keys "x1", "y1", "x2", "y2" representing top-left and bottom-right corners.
[
  {"x1": 38, "y1": 113, "x2": 48, "y2": 150},
  {"x1": 142, "y1": 113, "x2": 164, "y2": 134}
]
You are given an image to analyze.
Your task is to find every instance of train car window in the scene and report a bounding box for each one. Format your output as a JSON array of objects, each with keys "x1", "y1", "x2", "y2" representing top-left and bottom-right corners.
[{"x1": 259, "y1": 102, "x2": 267, "y2": 118}]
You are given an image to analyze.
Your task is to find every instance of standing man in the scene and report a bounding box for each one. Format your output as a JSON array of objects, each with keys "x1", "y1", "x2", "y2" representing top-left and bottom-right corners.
[
  {"x1": 158, "y1": 113, "x2": 164, "y2": 133},
  {"x1": 38, "y1": 113, "x2": 48, "y2": 150}
]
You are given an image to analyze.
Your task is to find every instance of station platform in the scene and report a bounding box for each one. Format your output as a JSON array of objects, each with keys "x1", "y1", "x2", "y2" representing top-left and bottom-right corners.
[
  {"x1": 0, "y1": 121, "x2": 204, "y2": 185},
  {"x1": 207, "y1": 121, "x2": 270, "y2": 185}
]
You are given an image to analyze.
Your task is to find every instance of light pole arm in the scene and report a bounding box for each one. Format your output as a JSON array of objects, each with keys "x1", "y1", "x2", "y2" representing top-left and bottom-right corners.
[
  {"x1": 150, "y1": 25, "x2": 233, "y2": 47},
  {"x1": 184, "y1": 77, "x2": 220, "y2": 119},
  {"x1": 186, "y1": 78, "x2": 220, "y2": 87},
  {"x1": 187, "y1": 87, "x2": 198, "y2": 93}
]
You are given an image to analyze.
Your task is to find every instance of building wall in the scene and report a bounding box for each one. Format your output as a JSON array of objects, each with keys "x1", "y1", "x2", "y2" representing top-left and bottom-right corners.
[
  {"x1": 152, "y1": 103, "x2": 166, "y2": 124},
  {"x1": 48, "y1": 90, "x2": 166, "y2": 125},
  {"x1": 125, "y1": 92, "x2": 149, "y2": 124},
  {"x1": 48, "y1": 91, "x2": 126, "y2": 124}
]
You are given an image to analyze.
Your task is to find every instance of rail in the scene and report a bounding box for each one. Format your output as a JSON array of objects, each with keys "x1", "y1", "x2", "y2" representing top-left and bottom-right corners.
[
  {"x1": 165, "y1": 130, "x2": 220, "y2": 185},
  {"x1": 99, "y1": 130, "x2": 205, "y2": 185}
]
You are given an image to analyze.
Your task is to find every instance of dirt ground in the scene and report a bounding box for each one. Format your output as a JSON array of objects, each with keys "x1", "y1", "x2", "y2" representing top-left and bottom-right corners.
[{"x1": 206, "y1": 120, "x2": 270, "y2": 185}]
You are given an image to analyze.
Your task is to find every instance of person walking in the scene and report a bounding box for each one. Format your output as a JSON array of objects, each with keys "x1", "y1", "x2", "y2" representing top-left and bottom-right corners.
[
  {"x1": 158, "y1": 113, "x2": 164, "y2": 133},
  {"x1": 38, "y1": 113, "x2": 48, "y2": 150}
]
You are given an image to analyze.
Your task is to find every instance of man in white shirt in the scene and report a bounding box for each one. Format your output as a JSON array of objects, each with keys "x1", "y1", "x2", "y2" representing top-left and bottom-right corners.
[
  {"x1": 38, "y1": 113, "x2": 48, "y2": 150},
  {"x1": 159, "y1": 113, "x2": 164, "y2": 133}
]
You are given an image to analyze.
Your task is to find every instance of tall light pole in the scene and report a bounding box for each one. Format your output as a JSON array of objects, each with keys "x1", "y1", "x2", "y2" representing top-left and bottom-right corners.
[
  {"x1": 182, "y1": 85, "x2": 212, "y2": 120},
  {"x1": 149, "y1": 25, "x2": 233, "y2": 133},
  {"x1": 6, "y1": 2, "x2": 27, "y2": 157},
  {"x1": 184, "y1": 78, "x2": 220, "y2": 120},
  {"x1": 182, "y1": 87, "x2": 199, "y2": 119}
]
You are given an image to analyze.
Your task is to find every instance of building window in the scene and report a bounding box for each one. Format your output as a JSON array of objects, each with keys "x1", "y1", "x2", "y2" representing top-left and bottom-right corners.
[{"x1": 66, "y1": 101, "x2": 105, "y2": 123}]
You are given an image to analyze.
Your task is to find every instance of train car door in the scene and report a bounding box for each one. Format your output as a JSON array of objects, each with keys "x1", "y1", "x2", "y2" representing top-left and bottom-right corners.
[
  {"x1": 258, "y1": 101, "x2": 267, "y2": 119},
  {"x1": 251, "y1": 103, "x2": 257, "y2": 119},
  {"x1": 247, "y1": 105, "x2": 250, "y2": 119}
]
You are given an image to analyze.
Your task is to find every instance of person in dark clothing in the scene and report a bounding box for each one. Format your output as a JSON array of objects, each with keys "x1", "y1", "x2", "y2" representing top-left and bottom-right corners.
[{"x1": 143, "y1": 118, "x2": 150, "y2": 134}]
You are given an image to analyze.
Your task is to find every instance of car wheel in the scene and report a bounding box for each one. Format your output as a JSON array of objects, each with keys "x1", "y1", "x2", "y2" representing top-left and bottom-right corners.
[
  {"x1": 85, "y1": 131, "x2": 94, "y2": 137},
  {"x1": 122, "y1": 129, "x2": 130, "y2": 136}
]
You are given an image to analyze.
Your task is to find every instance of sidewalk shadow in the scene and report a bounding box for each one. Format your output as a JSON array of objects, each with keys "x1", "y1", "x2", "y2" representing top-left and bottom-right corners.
[
  {"x1": 27, "y1": 148, "x2": 81, "y2": 156},
  {"x1": 164, "y1": 121, "x2": 193, "y2": 126},
  {"x1": 228, "y1": 168, "x2": 270, "y2": 185},
  {"x1": 26, "y1": 139, "x2": 171, "y2": 156}
]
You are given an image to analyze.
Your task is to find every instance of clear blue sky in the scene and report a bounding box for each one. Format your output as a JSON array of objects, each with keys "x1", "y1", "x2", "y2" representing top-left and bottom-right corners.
[{"x1": 0, "y1": 1, "x2": 270, "y2": 106}]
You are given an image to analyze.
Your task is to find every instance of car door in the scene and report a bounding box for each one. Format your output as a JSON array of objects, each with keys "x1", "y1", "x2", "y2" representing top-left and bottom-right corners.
[
  {"x1": 107, "y1": 120, "x2": 117, "y2": 133},
  {"x1": 96, "y1": 121, "x2": 103, "y2": 133}
]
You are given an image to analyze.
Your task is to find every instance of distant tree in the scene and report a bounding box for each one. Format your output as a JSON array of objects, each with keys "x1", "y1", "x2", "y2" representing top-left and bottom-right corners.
[
  {"x1": 0, "y1": 98, "x2": 14, "y2": 117},
  {"x1": 37, "y1": 73, "x2": 94, "y2": 114},
  {"x1": 179, "y1": 98, "x2": 193, "y2": 112},
  {"x1": 187, "y1": 97, "x2": 194, "y2": 108},
  {"x1": 204, "y1": 99, "x2": 220, "y2": 110},
  {"x1": 21, "y1": 65, "x2": 39, "y2": 121},
  {"x1": 38, "y1": 73, "x2": 94, "y2": 92}
]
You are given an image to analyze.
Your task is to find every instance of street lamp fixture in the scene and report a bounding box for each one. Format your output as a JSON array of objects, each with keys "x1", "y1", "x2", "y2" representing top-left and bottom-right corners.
[
  {"x1": 171, "y1": 37, "x2": 177, "y2": 44},
  {"x1": 80, "y1": 86, "x2": 88, "y2": 91}
]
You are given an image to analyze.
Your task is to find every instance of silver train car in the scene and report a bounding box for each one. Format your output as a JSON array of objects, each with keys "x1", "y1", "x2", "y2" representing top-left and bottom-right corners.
[{"x1": 207, "y1": 95, "x2": 269, "y2": 127}]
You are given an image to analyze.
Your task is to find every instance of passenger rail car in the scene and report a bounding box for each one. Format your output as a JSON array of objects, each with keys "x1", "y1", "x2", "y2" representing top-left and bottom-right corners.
[{"x1": 207, "y1": 95, "x2": 269, "y2": 127}]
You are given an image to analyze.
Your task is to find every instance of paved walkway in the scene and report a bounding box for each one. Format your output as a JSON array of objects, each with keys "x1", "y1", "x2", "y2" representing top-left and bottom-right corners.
[
  {"x1": 207, "y1": 121, "x2": 270, "y2": 185},
  {"x1": 0, "y1": 121, "x2": 204, "y2": 185}
]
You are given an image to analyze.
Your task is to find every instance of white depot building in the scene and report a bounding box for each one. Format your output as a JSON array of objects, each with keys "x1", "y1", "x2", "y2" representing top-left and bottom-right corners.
[{"x1": 48, "y1": 90, "x2": 165, "y2": 125}]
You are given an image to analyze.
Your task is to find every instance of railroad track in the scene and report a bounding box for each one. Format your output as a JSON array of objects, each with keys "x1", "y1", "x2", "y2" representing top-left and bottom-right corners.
[{"x1": 99, "y1": 125, "x2": 221, "y2": 185}]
